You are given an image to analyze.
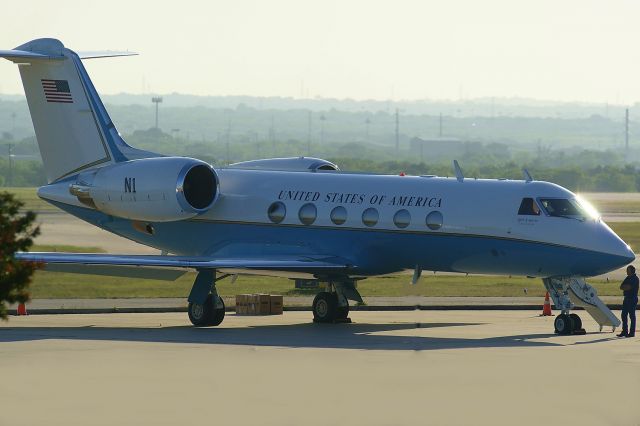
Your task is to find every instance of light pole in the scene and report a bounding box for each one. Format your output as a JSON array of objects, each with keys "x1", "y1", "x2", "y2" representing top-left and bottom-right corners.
[
  {"x1": 171, "y1": 128, "x2": 180, "y2": 153},
  {"x1": 8, "y1": 143, "x2": 13, "y2": 186},
  {"x1": 151, "y1": 96, "x2": 163, "y2": 129},
  {"x1": 395, "y1": 109, "x2": 399, "y2": 155},
  {"x1": 320, "y1": 114, "x2": 326, "y2": 145},
  {"x1": 365, "y1": 117, "x2": 371, "y2": 142},
  {"x1": 307, "y1": 111, "x2": 312, "y2": 155}
]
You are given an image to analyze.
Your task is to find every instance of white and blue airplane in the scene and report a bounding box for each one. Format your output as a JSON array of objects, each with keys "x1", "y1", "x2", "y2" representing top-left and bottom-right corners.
[{"x1": 2, "y1": 39, "x2": 634, "y2": 333}]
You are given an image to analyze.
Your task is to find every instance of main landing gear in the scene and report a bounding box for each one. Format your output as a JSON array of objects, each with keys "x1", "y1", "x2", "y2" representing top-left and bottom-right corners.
[
  {"x1": 188, "y1": 294, "x2": 225, "y2": 327},
  {"x1": 187, "y1": 269, "x2": 226, "y2": 327},
  {"x1": 312, "y1": 280, "x2": 362, "y2": 323}
]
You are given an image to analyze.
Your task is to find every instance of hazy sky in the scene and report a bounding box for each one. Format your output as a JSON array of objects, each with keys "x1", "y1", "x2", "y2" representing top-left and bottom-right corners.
[{"x1": 2, "y1": 0, "x2": 640, "y2": 103}]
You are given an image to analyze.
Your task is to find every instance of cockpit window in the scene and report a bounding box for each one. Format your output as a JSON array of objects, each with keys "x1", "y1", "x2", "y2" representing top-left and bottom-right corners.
[
  {"x1": 539, "y1": 198, "x2": 587, "y2": 219},
  {"x1": 574, "y1": 195, "x2": 601, "y2": 219},
  {"x1": 518, "y1": 198, "x2": 540, "y2": 216}
]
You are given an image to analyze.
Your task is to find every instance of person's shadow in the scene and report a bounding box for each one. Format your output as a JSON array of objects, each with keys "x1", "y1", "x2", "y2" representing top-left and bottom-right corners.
[{"x1": 0, "y1": 318, "x2": 619, "y2": 351}]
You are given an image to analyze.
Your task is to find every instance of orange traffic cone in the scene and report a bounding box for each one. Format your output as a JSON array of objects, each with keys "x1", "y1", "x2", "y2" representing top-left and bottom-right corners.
[
  {"x1": 541, "y1": 292, "x2": 553, "y2": 316},
  {"x1": 16, "y1": 303, "x2": 27, "y2": 316}
]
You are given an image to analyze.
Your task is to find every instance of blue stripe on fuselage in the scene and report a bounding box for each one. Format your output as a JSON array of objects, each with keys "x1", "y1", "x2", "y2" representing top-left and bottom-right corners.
[{"x1": 47, "y1": 200, "x2": 631, "y2": 278}]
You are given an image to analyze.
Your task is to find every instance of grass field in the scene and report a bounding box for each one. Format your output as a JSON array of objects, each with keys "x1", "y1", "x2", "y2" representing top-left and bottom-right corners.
[
  {"x1": 29, "y1": 270, "x2": 622, "y2": 299},
  {"x1": 24, "y1": 244, "x2": 623, "y2": 298},
  {"x1": 31, "y1": 245, "x2": 106, "y2": 253},
  {"x1": 608, "y1": 222, "x2": 640, "y2": 251},
  {"x1": 5, "y1": 187, "x2": 60, "y2": 212}
]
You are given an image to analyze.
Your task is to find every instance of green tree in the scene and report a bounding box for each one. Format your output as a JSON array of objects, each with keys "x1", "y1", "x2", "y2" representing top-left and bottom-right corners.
[{"x1": 0, "y1": 192, "x2": 40, "y2": 318}]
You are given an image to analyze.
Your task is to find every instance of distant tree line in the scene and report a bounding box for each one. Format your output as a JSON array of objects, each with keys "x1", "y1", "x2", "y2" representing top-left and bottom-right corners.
[
  {"x1": 1, "y1": 128, "x2": 639, "y2": 192},
  {"x1": 333, "y1": 159, "x2": 639, "y2": 192},
  {"x1": 1, "y1": 154, "x2": 639, "y2": 193}
]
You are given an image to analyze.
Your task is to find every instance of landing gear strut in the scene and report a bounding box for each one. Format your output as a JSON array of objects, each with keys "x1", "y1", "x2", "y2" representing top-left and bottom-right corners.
[
  {"x1": 187, "y1": 269, "x2": 225, "y2": 327},
  {"x1": 312, "y1": 280, "x2": 360, "y2": 323}
]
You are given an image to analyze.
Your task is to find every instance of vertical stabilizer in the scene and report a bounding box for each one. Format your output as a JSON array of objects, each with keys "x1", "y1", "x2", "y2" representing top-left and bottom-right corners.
[{"x1": 0, "y1": 38, "x2": 146, "y2": 183}]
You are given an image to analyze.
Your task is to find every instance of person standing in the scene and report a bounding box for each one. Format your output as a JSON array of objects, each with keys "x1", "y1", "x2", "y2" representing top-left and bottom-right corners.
[{"x1": 617, "y1": 265, "x2": 639, "y2": 338}]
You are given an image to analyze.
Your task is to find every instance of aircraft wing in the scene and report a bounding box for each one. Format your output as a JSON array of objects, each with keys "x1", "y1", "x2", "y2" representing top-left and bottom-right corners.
[{"x1": 16, "y1": 252, "x2": 355, "y2": 278}]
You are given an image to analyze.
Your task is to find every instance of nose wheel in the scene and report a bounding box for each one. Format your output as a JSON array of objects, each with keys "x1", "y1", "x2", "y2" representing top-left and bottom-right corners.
[{"x1": 554, "y1": 313, "x2": 584, "y2": 335}]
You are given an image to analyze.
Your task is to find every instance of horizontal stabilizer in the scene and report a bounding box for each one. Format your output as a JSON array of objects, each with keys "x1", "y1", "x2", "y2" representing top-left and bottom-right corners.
[
  {"x1": 0, "y1": 46, "x2": 137, "y2": 62},
  {"x1": 0, "y1": 49, "x2": 63, "y2": 61},
  {"x1": 77, "y1": 51, "x2": 138, "y2": 59}
]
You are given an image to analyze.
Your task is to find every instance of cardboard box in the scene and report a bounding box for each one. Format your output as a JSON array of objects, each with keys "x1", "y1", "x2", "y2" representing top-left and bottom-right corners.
[
  {"x1": 257, "y1": 294, "x2": 271, "y2": 315},
  {"x1": 236, "y1": 294, "x2": 283, "y2": 315},
  {"x1": 270, "y1": 295, "x2": 283, "y2": 315},
  {"x1": 248, "y1": 294, "x2": 257, "y2": 315},
  {"x1": 235, "y1": 294, "x2": 245, "y2": 315}
]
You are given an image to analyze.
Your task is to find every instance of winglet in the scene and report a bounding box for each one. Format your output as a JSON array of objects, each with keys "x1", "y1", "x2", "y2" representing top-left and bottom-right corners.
[
  {"x1": 453, "y1": 160, "x2": 464, "y2": 182},
  {"x1": 522, "y1": 168, "x2": 533, "y2": 182}
]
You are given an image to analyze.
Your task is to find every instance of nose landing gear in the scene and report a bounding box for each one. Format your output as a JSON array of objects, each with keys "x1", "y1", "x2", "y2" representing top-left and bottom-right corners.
[
  {"x1": 543, "y1": 276, "x2": 619, "y2": 334},
  {"x1": 554, "y1": 313, "x2": 584, "y2": 335}
]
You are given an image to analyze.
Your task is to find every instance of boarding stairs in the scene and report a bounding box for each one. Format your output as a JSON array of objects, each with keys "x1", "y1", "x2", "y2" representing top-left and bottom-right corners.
[{"x1": 542, "y1": 276, "x2": 620, "y2": 332}]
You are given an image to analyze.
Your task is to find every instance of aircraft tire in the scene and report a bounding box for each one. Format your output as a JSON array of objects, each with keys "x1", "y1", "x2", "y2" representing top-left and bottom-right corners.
[
  {"x1": 554, "y1": 313, "x2": 574, "y2": 335},
  {"x1": 569, "y1": 313, "x2": 582, "y2": 330},
  {"x1": 188, "y1": 294, "x2": 214, "y2": 326},
  {"x1": 210, "y1": 297, "x2": 225, "y2": 326},
  {"x1": 313, "y1": 292, "x2": 338, "y2": 323}
]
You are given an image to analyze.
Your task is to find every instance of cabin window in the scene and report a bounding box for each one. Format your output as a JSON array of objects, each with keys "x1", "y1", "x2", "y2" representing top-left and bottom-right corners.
[
  {"x1": 267, "y1": 202, "x2": 286, "y2": 223},
  {"x1": 539, "y1": 198, "x2": 583, "y2": 218},
  {"x1": 426, "y1": 211, "x2": 443, "y2": 230},
  {"x1": 393, "y1": 209, "x2": 411, "y2": 229},
  {"x1": 330, "y1": 206, "x2": 347, "y2": 225},
  {"x1": 518, "y1": 198, "x2": 541, "y2": 216},
  {"x1": 298, "y1": 203, "x2": 317, "y2": 225},
  {"x1": 362, "y1": 208, "x2": 379, "y2": 227}
]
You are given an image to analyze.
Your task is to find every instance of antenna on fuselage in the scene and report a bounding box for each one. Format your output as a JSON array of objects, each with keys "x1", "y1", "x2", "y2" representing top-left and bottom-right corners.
[
  {"x1": 453, "y1": 160, "x2": 464, "y2": 182},
  {"x1": 522, "y1": 168, "x2": 533, "y2": 183}
]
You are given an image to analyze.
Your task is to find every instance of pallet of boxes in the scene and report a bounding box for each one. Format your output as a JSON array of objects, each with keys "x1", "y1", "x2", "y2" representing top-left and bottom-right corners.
[{"x1": 235, "y1": 294, "x2": 284, "y2": 315}]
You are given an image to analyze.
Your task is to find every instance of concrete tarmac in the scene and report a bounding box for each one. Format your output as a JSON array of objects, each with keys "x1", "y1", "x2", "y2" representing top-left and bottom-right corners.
[{"x1": 1, "y1": 311, "x2": 639, "y2": 426}]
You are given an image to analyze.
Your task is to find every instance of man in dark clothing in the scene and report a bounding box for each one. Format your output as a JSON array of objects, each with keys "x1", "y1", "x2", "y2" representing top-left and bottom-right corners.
[{"x1": 617, "y1": 265, "x2": 639, "y2": 338}]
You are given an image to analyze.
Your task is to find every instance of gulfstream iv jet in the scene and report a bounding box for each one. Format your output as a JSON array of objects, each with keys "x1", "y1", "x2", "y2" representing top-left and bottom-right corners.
[{"x1": 2, "y1": 39, "x2": 635, "y2": 333}]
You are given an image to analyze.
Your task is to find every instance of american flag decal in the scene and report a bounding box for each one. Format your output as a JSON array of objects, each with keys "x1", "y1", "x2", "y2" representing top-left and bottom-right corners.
[{"x1": 41, "y1": 79, "x2": 73, "y2": 103}]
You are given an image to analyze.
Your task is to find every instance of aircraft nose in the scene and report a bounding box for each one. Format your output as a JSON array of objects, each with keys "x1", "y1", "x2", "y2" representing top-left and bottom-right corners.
[
  {"x1": 618, "y1": 242, "x2": 636, "y2": 264},
  {"x1": 606, "y1": 225, "x2": 635, "y2": 265}
]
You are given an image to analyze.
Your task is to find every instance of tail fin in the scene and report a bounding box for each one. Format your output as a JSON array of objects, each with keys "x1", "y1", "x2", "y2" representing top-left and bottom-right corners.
[{"x1": 0, "y1": 38, "x2": 152, "y2": 183}]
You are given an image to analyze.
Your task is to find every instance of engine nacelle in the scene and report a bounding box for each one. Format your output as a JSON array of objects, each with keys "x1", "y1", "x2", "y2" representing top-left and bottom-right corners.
[{"x1": 70, "y1": 157, "x2": 219, "y2": 222}]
